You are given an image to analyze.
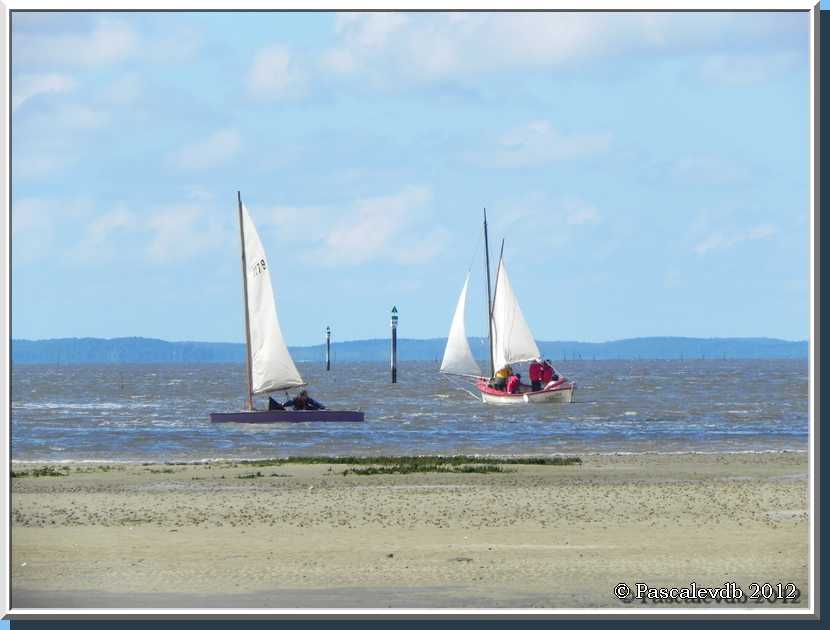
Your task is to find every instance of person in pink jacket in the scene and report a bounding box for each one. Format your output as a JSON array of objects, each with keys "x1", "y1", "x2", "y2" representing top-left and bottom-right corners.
[{"x1": 506, "y1": 373, "x2": 521, "y2": 394}]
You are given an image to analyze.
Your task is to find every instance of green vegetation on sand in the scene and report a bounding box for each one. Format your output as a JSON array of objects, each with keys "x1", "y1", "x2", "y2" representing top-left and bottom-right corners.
[{"x1": 237, "y1": 455, "x2": 581, "y2": 467}]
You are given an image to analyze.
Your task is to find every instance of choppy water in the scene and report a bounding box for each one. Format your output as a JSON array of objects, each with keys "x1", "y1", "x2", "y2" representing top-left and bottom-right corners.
[{"x1": 11, "y1": 360, "x2": 809, "y2": 462}]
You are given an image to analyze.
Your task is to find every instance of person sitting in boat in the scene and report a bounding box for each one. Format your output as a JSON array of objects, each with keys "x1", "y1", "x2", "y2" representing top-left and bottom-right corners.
[
  {"x1": 540, "y1": 360, "x2": 555, "y2": 385},
  {"x1": 528, "y1": 359, "x2": 544, "y2": 392},
  {"x1": 492, "y1": 365, "x2": 513, "y2": 390},
  {"x1": 506, "y1": 372, "x2": 522, "y2": 394},
  {"x1": 542, "y1": 361, "x2": 562, "y2": 390},
  {"x1": 285, "y1": 390, "x2": 326, "y2": 411},
  {"x1": 268, "y1": 396, "x2": 285, "y2": 410}
]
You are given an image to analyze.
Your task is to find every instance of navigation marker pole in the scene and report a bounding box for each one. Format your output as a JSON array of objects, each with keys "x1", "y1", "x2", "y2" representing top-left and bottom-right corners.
[
  {"x1": 391, "y1": 306, "x2": 399, "y2": 384},
  {"x1": 326, "y1": 326, "x2": 331, "y2": 371}
]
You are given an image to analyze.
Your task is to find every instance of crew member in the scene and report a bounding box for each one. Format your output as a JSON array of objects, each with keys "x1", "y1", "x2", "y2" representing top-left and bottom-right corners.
[
  {"x1": 540, "y1": 360, "x2": 555, "y2": 385},
  {"x1": 284, "y1": 390, "x2": 326, "y2": 410},
  {"x1": 529, "y1": 359, "x2": 544, "y2": 391},
  {"x1": 493, "y1": 365, "x2": 513, "y2": 391}
]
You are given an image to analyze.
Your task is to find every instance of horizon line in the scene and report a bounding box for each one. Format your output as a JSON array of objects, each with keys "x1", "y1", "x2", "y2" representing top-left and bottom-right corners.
[{"x1": 11, "y1": 334, "x2": 810, "y2": 345}]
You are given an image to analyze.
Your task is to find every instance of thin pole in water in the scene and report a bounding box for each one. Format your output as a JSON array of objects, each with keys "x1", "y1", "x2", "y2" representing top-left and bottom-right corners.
[
  {"x1": 237, "y1": 191, "x2": 254, "y2": 411},
  {"x1": 391, "y1": 306, "x2": 399, "y2": 383},
  {"x1": 326, "y1": 326, "x2": 331, "y2": 371},
  {"x1": 483, "y1": 209, "x2": 495, "y2": 379}
]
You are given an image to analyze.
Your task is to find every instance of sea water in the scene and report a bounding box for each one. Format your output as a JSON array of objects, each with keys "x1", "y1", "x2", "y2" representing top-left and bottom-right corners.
[{"x1": 10, "y1": 359, "x2": 808, "y2": 462}]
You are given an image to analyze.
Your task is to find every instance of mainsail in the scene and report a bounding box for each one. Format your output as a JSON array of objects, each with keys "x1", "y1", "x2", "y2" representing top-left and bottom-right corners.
[
  {"x1": 240, "y1": 202, "x2": 305, "y2": 394},
  {"x1": 440, "y1": 273, "x2": 482, "y2": 377},
  {"x1": 490, "y1": 260, "x2": 541, "y2": 371}
]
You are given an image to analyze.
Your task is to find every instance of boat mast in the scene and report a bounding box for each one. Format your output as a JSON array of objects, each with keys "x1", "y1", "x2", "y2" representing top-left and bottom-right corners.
[
  {"x1": 490, "y1": 239, "x2": 505, "y2": 321},
  {"x1": 237, "y1": 191, "x2": 254, "y2": 411},
  {"x1": 483, "y1": 208, "x2": 495, "y2": 378}
]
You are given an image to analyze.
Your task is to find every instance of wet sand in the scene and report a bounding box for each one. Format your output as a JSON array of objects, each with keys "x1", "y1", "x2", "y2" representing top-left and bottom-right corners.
[{"x1": 10, "y1": 452, "x2": 810, "y2": 609}]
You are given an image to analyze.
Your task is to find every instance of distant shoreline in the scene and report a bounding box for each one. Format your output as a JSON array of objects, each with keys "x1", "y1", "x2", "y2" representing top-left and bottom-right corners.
[
  {"x1": 11, "y1": 335, "x2": 808, "y2": 363},
  {"x1": 10, "y1": 357, "x2": 810, "y2": 367}
]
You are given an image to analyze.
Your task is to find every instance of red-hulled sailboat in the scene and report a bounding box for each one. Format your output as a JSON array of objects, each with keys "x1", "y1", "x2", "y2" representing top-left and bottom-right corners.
[{"x1": 439, "y1": 210, "x2": 575, "y2": 405}]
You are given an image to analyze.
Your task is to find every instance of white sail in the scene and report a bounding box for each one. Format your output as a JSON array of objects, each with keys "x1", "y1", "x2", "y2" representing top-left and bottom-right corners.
[
  {"x1": 241, "y1": 203, "x2": 305, "y2": 394},
  {"x1": 440, "y1": 274, "x2": 482, "y2": 377},
  {"x1": 491, "y1": 260, "x2": 541, "y2": 371}
]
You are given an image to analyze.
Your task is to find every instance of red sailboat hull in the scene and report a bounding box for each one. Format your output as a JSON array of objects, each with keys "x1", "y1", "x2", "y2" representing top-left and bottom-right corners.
[{"x1": 475, "y1": 378, "x2": 575, "y2": 404}]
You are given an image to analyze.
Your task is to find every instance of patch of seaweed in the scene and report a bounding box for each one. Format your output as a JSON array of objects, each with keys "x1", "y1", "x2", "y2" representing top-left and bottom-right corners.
[
  {"x1": 12, "y1": 466, "x2": 69, "y2": 478},
  {"x1": 237, "y1": 455, "x2": 580, "y2": 467},
  {"x1": 344, "y1": 463, "x2": 511, "y2": 475}
]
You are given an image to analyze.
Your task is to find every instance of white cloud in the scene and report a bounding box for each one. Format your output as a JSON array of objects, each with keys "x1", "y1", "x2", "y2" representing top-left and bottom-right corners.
[
  {"x1": 185, "y1": 187, "x2": 215, "y2": 202},
  {"x1": 13, "y1": 17, "x2": 205, "y2": 72},
  {"x1": 322, "y1": 13, "x2": 605, "y2": 83},
  {"x1": 263, "y1": 187, "x2": 439, "y2": 266},
  {"x1": 393, "y1": 227, "x2": 451, "y2": 265},
  {"x1": 699, "y1": 51, "x2": 802, "y2": 85},
  {"x1": 14, "y1": 17, "x2": 138, "y2": 67},
  {"x1": 671, "y1": 154, "x2": 752, "y2": 185},
  {"x1": 694, "y1": 223, "x2": 778, "y2": 255},
  {"x1": 72, "y1": 205, "x2": 136, "y2": 260},
  {"x1": 319, "y1": 48, "x2": 356, "y2": 75},
  {"x1": 318, "y1": 12, "x2": 807, "y2": 87},
  {"x1": 493, "y1": 192, "x2": 602, "y2": 254},
  {"x1": 334, "y1": 12, "x2": 408, "y2": 50},
  {"x1": 143, "y1": 27, "x2": 203, "y2": 64},
  {"x1": 12, "y1": 198, "x2": 56, "y2": 257},
  {"x1": 12, "y1": 197, "x2": 93, "y2": 261},
  {"x1": 12, "y1": 73, "x2": 76, "y2": 110},
  {"x1": 55, "y1": 104, "x2": 109, "y2": 129},
  {"x1": 315, "y1": 186, "x2": 432, "y2": 265},
  {"x1": 167, "y1": 129, "x2": 241, "y2": 171},
  {"x1": 565, "y1": 199, "x2": 601, "y2": 225},
  {"x1": 259, "y1": 204, "x2": 328, "y2": 240},
  {"x1": 247, "y1": 44, "x2": 308, "y2": 100},
  {"x1": 146, "y1": 205, "x2": 227, "y2": 262},
  {"x1": 21, "y1": 101, "x2": 111, "y2": 131},
  {"x1": 13, "y1": 196, "x2": 232, "y2": 266},
  {"x1": 471, "y1": 120, "x2": 610, "y2": 168},
  {"x1": 87, "y1": 206, "x2": 134, "y2": 241},
  {"x1": 14, "y1": 153, "x2": 77, "y2": 179},
  {"x1": 101, "y1": 73, "x2": 142, "y2": 105},
  {"x1": 322, "y1": 13, "x2": 409, "y2": 78}
]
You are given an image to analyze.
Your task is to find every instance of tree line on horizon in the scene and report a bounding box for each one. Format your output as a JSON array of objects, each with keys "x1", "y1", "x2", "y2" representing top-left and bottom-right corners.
[{"x1": 10, "y1": 336, "x2": 808, "y2": 364}]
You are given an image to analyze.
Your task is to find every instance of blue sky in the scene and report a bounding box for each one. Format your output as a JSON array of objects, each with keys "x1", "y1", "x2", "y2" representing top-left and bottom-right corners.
[{"x1": 11, "y1": 11, "x2": 810, "y2": 345}]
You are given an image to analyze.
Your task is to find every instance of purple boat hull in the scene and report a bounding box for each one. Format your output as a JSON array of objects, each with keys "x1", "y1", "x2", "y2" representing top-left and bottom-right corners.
[{"x1": 210, "y1": 409, "x2": 364, "y2": 423}]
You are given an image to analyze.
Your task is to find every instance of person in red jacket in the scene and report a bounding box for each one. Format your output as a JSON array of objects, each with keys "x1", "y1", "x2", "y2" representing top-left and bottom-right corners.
[
  {"x1": 528, "y1": 359, "x2": 544, "y2": 391},
  {"x1": 540, "y1": 360, "x2": 555, "y2": 385},
  {"x1": 506, "y1": 373, "x2": 521, "y2": 394}
]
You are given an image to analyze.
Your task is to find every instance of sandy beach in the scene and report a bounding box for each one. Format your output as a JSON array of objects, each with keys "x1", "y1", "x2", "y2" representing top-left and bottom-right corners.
[{"x1": 10, "y1": 452, "x2": 810, "y2": 609}]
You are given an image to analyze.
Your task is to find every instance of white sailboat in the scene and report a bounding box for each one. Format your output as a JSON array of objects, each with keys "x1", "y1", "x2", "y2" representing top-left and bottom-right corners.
[
  {"x1": 439, "y1": 274, "x2": 482, "y2": 379},
  {"x1": 440, "y1": 211, "x2": 575, "y2": 404},
  {"x1": 210, "y1": 193, "x2": 363, "y2": 423}
]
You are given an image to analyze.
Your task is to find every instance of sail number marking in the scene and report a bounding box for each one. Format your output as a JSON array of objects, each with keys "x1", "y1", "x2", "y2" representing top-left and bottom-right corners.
[{"x1": 251, "y1": 258, "x2": 267, "y2": 276}]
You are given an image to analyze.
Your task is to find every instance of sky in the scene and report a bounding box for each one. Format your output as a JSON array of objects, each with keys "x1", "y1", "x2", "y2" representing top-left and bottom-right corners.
[{"x1": 10, "y1": 11, "x2": 811, "y2": 345}]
